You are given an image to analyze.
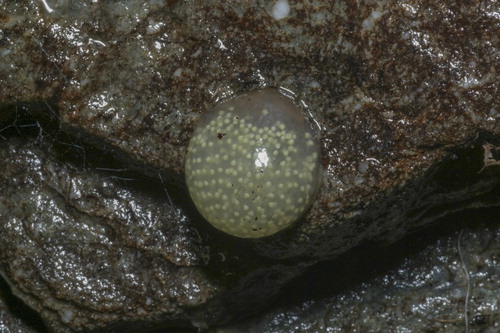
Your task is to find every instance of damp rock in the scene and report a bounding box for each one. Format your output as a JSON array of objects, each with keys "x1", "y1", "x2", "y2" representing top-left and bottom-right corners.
[
  {"x1": 1, "y1": 0, "x2": 499, "y2": 331},
  {"x1": 0, "y1": 139, "x2": 216, "y2": 332},
  {"x1": 216, "y1": 211, "x2": 500, "y2": 332}
]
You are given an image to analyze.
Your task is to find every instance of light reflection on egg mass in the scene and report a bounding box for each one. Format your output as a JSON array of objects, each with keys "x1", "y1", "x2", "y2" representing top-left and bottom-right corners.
[{"x1": 185, "y1": 88, "x2": 322, "y2": 238}]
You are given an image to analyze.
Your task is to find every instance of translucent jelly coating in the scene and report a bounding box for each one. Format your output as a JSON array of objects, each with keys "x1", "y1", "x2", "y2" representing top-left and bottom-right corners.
[{"x1": 185, "y1": 89, "x2": 322, "y2": 238}]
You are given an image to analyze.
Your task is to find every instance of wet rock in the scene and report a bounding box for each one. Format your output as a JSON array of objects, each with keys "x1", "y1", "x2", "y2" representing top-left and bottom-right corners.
[
  {"x1": 216, "y1": 210, "x2": 500, "y2": 332},
  {"x1": 1, "y1": 0, "x2": 499, "y2": 331},
  {"x1": 0, "y1": 139, "x2": 217, "y2": 332},
  {"x1": 2, "y1": 0, "x2": 499, "y2": 253}
]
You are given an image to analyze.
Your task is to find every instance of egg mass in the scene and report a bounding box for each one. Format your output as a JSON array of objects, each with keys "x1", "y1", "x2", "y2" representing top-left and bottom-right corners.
[{"x1": 185, "y1": 88, "x2": 322, "y2": 238}]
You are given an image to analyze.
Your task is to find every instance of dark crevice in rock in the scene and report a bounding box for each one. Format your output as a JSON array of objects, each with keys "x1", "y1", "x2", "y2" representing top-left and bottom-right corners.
[
  {"x1": 0, "y1": 277, "x2": 50, "y2": 333},
  {"x1": 254, "y1": 134, "x2": 500, "y2": 260},
  {"x1": 0, "y1": 101, "x2": 186, "y2": 210},
  {"x1": 254, "y1": 206, "x2": 500, "y2": 322}
]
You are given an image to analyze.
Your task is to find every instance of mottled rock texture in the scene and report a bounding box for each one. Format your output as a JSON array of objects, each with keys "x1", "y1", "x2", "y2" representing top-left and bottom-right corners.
[
  {"x1": 1, "y1": 0, "x2": 499, "y2": 331},
  {"x1": 0, "y1": 139, "x2": 216, "y2": 332}
]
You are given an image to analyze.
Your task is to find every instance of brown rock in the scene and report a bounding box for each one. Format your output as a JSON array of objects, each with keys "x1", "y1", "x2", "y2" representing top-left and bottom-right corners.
[{"x1": 1, "y1": 0, "x2": 499, "y2": 331}]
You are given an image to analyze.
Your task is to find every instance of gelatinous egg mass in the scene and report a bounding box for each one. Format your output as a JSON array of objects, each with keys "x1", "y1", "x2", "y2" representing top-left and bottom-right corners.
[{"x1": 185, "y1": 88, "x2": 322, "y2": 238}]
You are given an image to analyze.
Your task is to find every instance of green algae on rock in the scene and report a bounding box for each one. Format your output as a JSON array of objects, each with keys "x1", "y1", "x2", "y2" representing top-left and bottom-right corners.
[{"x1": 185, "y1": 88, "x2": 322, "y2": 238}]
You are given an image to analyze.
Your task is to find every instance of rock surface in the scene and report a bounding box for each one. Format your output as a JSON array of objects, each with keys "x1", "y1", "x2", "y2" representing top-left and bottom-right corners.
[
  {"x1": 217, "y1": 210, "x2": 500, "y2": 332},
  {"x1": 0, "y1": 139, "x2": 217, "y2": 332},
  {"x1": 1, "y1": 0, "x2": 499, "y2": 331}
]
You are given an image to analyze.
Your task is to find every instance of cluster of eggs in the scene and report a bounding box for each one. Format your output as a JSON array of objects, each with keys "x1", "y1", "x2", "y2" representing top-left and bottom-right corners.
[{"x1": 185, "y1": 88, "x2": 322, "y2": 238}]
